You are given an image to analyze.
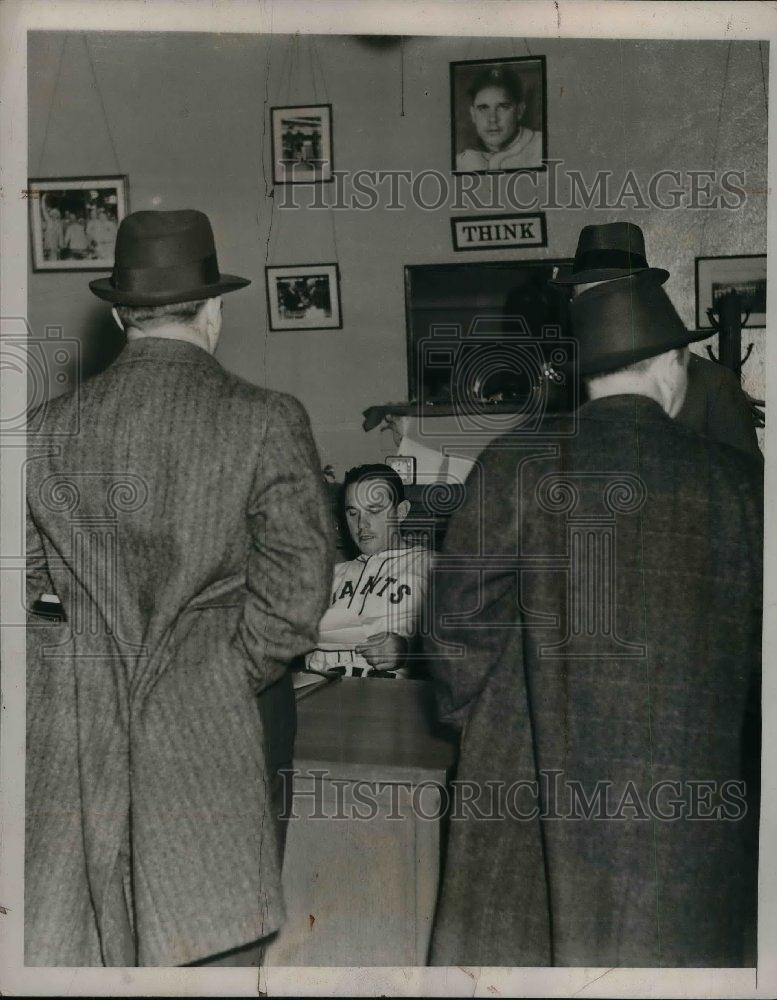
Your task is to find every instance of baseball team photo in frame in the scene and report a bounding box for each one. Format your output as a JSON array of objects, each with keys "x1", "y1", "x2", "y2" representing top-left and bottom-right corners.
[
  {"x1": 450, "y1": 55, "x2": 547, "y2": 174},
  {"x1": 695, "y1": 254, "x2": 767, "y2": 329},
  {"x1": 271, "y1": 103, "x2": 334, "y2": 184},
  {"x1": 265, "y1": 263, "x2": 342, "y2": 331},
  {"x1": 28, "y1": 175, "x2": 128, "y2": 272}
]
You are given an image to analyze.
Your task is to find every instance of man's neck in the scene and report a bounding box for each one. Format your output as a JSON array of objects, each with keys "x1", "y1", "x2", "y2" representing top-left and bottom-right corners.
[{"x1": 125, "y1": 325, "x2": 213, "y2": 354}]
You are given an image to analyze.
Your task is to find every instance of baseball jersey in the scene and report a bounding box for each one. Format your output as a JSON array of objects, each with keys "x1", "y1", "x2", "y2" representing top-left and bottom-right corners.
[
  {"x1": 307, "y1": 545, "x2": 430, "y2": 677},
  {"x1": 456, "y1": 126, "x2": 543, "y2": 171}
]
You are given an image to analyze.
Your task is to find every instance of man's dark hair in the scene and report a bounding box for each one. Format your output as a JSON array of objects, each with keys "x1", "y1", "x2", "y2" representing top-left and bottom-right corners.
[
  {"x1": 342, "y1": 463, "x2": 405, "y2": 508},
  {"x1": 114, "y1": 299, "x2": 208, "y2": 329},
  {"x1": 467, "y1": 64, "x2": 524, "y2": 106}
]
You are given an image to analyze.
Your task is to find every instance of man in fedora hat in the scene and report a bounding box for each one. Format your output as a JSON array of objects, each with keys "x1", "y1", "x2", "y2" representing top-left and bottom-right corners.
[
  {"x1": 552, "y1": 221, "x2": 761, "y2": 459},
  {"x1": 425, "y1": 268, "x2": 762, "y2": 966},
  {"x1": 25, "y1": 209, "x2": 333, "y2": 966}
]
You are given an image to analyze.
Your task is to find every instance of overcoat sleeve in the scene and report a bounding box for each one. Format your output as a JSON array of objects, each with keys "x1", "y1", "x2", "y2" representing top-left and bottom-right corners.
[
  {"x1": 232, "y1": 394, "x2": 334, "y2": 683},
  {"x1": 424, "y1": 447, "x2": 521, "y2": 730}
]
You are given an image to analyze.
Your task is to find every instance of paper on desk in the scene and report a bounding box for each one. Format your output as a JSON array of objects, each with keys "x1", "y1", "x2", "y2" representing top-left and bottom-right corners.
[
  {"x1": 292, "y1": 671, "x2": 330, "y2": 691},
  {"x1": 315, "y1": 604, "x2": 416, "y2": 650}
]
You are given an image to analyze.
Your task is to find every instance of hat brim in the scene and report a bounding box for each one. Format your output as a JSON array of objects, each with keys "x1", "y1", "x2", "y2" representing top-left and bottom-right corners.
[
  {"x1": 551, "y1": 266, "x2": 669, "y2": 287},
  {"x1": 582, "y1": 326, "x2": 711, "y2": 375},
  {"x1": 89, "y1": 273, "x2": 251, "y2": 306}
]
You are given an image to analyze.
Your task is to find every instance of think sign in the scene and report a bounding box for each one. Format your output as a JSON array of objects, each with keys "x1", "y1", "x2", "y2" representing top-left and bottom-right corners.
[{"x1": 451, "y1": 213, "x2": 547, "y2": 252}]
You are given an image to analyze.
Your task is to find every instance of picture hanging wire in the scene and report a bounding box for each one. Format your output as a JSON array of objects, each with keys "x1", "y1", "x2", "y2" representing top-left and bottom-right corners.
[
  {"x1": 697, "y1": 40, "x2": 732, "y2": 257},
  {"x1": 309, "y1": 34, "x2": 341, "y2": 265},
  {"x1": 261, "y1": 33, "x2": 300, "y2": 265},
  {"x1": 758, "y1": 41, "x2": 768, "y2": 114},
  {"x1": 82, "y1": 33, "x2": 124, "y2": 175},
  {"x1": 261, "y1": 34, "x2": 340, "y2": 270},
  {"x1": 36, "y1": 34, "x2": 68, "y2": 176},
  {"x1": 400, "y1": 37, "x2": 405, "y2": 117}
]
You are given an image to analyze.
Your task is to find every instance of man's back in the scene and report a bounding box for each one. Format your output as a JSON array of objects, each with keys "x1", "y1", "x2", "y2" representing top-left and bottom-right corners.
[
  {"x1": 428, "y1": 395, "x2": 762, "y2": 967},
  {"x1": 28, "y1": 337, "x2": 312, "y2": 675},
  {"x1": 25, "y1": 336, "x2": 333, "y2": 965}
]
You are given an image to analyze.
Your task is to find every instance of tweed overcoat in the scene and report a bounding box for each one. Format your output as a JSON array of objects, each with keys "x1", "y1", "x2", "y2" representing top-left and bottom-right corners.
[
  {"x1": 25, "y1": 336, "x2": 333, "y2": 966},
  {"x1": 426, "y1": 394, "x2": 762, "y2": 967}
]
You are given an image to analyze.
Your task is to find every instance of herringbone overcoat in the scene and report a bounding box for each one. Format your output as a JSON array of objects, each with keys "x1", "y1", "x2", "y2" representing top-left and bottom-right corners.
[
  {"x1": 427, "y1": 394, "x2": 762, "y2": 967},
  {"x1": 25, "y1": 336, "x2": 333, "y2": 966}
]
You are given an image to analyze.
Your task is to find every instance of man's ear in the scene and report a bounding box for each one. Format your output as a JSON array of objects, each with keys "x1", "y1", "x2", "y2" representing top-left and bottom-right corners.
[
  {"x1": 396, "y1": 499, "x2": 411, "y2": 524},
  {"x1": 203, "y1": 296, "x2": 221, "y2": 328},
  {"x1": 111, "y1": 307, "x2": 124, "y2": 332},
  {"x1": 515, "y1": 100, "x2": 526, "y2": 122}
]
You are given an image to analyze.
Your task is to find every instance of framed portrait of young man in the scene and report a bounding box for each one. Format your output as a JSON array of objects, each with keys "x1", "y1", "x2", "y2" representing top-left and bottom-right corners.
[{"x1": 450, "y1": 56, "x2": 547, "y2": 174}]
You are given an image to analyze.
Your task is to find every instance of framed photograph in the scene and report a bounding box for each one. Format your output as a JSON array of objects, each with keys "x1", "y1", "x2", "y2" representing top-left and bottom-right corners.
[
  {"x1": 265, "y1": 263, "x2": 342, "y2": 331},
  {"x1": 385, "y1": 455, "x2": 417, "y2": 486},
  {"x1": 271, "y1": 104, "x2": 333, "y2": 184},
  {"x1": 695, "y1": 254, "x2": 767, "y2": 329},
  {"x1": 28, "y1": 175, "x2": 128, "y2": 272},
  {"x1": 451, "y1": 212, "x2": 547, "y2": 252},
  {"x1": 450, "y1": 56, "x2": 547, "y2": 174}
]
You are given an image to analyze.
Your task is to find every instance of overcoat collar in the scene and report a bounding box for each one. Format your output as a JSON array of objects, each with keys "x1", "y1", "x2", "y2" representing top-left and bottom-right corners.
[
  {"x1": 112, "y1": 335, "x2": 220, "y2": 368},
  {"x1": 578, "y1": 393, "x2": 672, "y2": 426}
]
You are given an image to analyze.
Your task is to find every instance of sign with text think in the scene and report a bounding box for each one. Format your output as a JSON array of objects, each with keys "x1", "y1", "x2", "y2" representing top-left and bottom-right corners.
[{"x1": 451, "y1": 213, "x2": 547, "y2": 252}]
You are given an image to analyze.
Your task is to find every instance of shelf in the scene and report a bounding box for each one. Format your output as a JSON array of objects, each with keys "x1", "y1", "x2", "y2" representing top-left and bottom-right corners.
[{"x1": 362, "y1": 400, "x2": 531, "y2": 431}]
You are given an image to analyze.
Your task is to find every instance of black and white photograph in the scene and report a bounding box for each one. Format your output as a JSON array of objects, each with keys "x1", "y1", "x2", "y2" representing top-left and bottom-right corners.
[
  {"x1": 385, "y1": 454, "x2": 417, "y2": 485},
  {"x1": 28, "y1": 175, "x2": 127, "y2": 271},
  {"x1": 696, "y1": 253, "x2": 768, "y2": 328},
  {"x1": 1, "y1": 4, "x2": 776, "y2": 999},
  {"x1": 265, "y1": 263, "x2": 342, "y2": 330},
  {"x1": 271, "y1": 103, "x2": 333, "y2": 184},
  {"x1": 450, "y1": 55, "x2": 547, "y2": 173}
]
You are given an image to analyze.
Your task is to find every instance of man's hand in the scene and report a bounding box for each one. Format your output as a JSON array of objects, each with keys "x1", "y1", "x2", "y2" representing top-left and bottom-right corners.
[{"x1": 356, "y1": 632, "x2": 408, "y2": 674}]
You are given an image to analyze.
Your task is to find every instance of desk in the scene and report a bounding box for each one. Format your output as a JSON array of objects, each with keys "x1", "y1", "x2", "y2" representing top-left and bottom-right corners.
[{"x1": 265, "y1": 678, "x2": 456, "y2": 966}]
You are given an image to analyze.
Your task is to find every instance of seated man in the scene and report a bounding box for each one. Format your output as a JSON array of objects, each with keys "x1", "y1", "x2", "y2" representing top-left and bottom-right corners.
[{"x1": 308, "y1": 464, "x2": 430, "y2": 678}]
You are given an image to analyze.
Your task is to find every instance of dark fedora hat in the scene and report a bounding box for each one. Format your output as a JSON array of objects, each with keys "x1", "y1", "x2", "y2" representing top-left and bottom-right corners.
[
  {"x1": 572, "y1": 271, "x2": 708, "y2": 376},
  {"x1": 552, "y1": 221, "x2": 669, "y2": 286},
  {"x1": 89, "y1": 209, "x2": 250, "y2": 306}
]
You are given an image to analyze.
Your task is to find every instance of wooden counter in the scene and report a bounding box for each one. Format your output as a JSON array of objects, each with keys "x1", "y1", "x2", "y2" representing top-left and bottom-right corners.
[{"x1": 265, "y1": 678, "x2": 457, "y2": 967}]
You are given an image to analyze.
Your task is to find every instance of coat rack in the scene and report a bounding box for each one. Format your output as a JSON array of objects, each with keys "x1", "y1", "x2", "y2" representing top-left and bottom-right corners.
[{"x1": 704, "y1": 290, "x2": 765, "y2": 428}]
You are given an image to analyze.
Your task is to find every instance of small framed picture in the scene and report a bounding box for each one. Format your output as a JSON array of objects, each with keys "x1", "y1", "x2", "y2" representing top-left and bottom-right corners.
[
  {"x1": 450, "y1": 56, "x2": 547, "y2": 174},
  {"x1": 265, "y1": 263, "x2": 342, "y2": 331},
  {"x1": 385, "y1": 455, "x2": 417, "y2": 486},
  {"x1": 695, "y1": 254, "x2": 767, "y2": 329},
  {"x1": 271, "y1": 104, "x2": 333, "y2": 184},
  {"x1": 28, "y1": 175, "x2": 128, "y2": 272}
]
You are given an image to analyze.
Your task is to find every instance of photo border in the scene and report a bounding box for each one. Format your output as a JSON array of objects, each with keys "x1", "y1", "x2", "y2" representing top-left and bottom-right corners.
[
  {"x1": 264, "y1": 261, "x2": 343, "y2": 331},
  {"x1": 450, "y1": 211, "x2": 548, "y2": 251},
  {"x1": 269, "y1": 103, "x2": 334, "y2": 185},
  {"x1": 450, "y1": 54, "x2": 548, "y2": 176},
  {"x1": 695, "y1": 253, "x2": 767, "y2": 329},
  {"x1": 27, "y1": 174, "x2": 129, "y2": 273},
  {"x1": 385, "y1": 454, "x2": 417, "y2": 486}
]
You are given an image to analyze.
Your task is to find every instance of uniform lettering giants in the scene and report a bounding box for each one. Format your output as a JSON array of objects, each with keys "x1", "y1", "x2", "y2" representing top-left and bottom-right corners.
[{"x1": 308, "y1": 546, "x2": 430, "y2": 674}]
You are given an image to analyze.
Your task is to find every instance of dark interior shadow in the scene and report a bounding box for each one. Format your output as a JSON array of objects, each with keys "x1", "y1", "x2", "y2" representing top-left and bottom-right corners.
[{"x1": 68, "y1": 303, "x2": 127, "y2": 386}]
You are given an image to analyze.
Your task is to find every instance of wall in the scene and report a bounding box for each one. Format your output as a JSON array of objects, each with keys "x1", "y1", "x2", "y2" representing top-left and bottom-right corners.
[{"x1": 28, "y1": 32, "x2": 768, "y2": 473}]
